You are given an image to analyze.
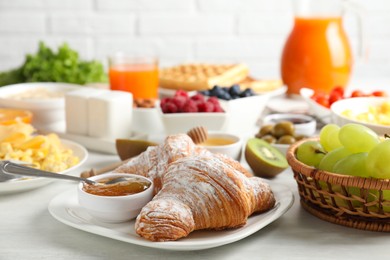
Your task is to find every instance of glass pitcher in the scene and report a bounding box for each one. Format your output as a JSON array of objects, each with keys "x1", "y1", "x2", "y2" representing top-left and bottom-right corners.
[{"x1": 281, "y1": 0, "x2": 363, "y2": 95}]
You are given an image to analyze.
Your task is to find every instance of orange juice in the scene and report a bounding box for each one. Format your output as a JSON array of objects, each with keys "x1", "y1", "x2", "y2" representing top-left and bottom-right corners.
[
  {"x1": 109, "y1": 56, "x2": 159, "y2": 99},
  {"x1": 281, "y1": 17, "x2": 352, "y2": 95}
]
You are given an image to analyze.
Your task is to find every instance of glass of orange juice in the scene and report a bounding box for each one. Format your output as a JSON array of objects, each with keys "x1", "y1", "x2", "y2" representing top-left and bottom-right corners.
[{"x1": 108, "y1": 54, "x2": 159, "y2": 100}]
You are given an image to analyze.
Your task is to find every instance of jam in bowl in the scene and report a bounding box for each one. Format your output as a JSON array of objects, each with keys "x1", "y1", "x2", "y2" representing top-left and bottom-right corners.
[{"x1": 78, "y1": 173, "x2": 154, "y2": 223}]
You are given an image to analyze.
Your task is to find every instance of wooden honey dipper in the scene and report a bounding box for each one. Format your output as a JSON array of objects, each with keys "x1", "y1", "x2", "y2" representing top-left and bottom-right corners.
[{"x1": 187, "y1": 126, "x2": 208, "y2": 144}]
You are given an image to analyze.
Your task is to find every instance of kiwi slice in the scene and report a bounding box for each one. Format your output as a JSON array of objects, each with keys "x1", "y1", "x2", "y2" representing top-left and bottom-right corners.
[
  {"x1": 116, "y1": 139, "x2": 157, "y2": 161},
  {"x1": 244, "y1": 138, "x2": 288, "y2": 178}
]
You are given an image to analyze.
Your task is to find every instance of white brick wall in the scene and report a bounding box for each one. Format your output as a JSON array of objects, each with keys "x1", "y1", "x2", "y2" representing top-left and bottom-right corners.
[{"x1": 0, "y1": 0, "x2": 389, "y2": 79}]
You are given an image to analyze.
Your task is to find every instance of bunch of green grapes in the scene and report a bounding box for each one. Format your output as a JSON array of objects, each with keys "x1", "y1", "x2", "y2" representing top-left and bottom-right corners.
[{"x1": 296, "y1": 123, "x2": 390, "y2": 179}]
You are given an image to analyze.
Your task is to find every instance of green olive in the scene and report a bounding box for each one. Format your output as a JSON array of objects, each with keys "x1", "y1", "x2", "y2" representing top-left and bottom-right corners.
[
  {"x1": 273, "y1": 121, "x2": 295, "y2": 138},
  {"x1": 277, "y1": 135, "x2": 296, "y2": 144},
  {"x1": 258, "y1": 125, "x2": 274, "y2": 137},
  {"x1": 261, "y1": 134, "x2": 277, "y2": 144}
]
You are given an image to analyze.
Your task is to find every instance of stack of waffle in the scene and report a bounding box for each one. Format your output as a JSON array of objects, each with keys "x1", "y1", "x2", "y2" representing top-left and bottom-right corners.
[{"x1": 159, "y1": 63, "x2": 283, "y2": 93}]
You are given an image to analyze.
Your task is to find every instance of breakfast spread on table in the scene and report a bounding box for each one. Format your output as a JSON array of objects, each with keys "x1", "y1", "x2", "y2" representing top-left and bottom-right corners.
[{"x1": 1, "y1": 35, "x2": 390, "y2": 251}]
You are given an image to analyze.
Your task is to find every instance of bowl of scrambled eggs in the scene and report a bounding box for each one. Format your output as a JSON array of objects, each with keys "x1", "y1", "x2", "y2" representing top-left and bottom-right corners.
[{"x1": 331, "y1": 97, "x2": 390, "y2": 136}]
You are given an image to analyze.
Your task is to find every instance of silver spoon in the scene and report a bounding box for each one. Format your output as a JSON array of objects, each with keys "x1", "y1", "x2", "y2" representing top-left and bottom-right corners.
[{"x1": 0, "y1": 160, "x2": 128, "y2": 185}]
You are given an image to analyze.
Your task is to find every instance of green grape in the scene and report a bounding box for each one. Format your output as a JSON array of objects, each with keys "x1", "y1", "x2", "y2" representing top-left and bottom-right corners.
[
  {"x1": 318, "y1": 147, "x2": 351, "y2": 172},
  {"x1": 319, "y1": 124, "x2": 342, "y2": 152},
  {"x1": 366, "y1": 139, "x2": 390, "y2": 179},
  {"x1": 296, "y1": 141, "x2": 326, "y2": 168},
  {"x1": 333, "y1": 152, "x2": 370, "y2": 177},
  {"x1": 338, "y1": 123, "x2": 379, "y2": 153}
]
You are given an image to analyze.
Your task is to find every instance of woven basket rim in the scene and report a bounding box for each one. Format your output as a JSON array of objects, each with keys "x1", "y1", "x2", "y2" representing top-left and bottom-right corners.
[{"x1": 287, "y1": 137, "x2": 390, "y2": 190}]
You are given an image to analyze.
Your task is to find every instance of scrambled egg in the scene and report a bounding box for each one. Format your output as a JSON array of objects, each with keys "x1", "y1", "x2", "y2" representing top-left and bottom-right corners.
[
  {"x1": 0, "y1": 122, "x2": 79, "y2": 172},
  {"x1": 342, "y1": 101, "x2": 390, "y2": 126}
]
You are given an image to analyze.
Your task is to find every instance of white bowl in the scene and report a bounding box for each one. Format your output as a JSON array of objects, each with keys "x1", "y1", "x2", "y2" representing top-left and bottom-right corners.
[
  {"x1": 331, "y1": 97, "x2": 390, "y2": 136},
  {"x1": 131, "y1": 107, "x2": 164, "y2": 135},
  {"x1": 262, "y1": 113, "x2": 317, "y2": 137},
  {"x1": 199, "y1": 132, "x2": 242, "y2": 161},
  {"x1": 0, "y1": 82, "x2": 82, "y2": 127},
  {"x1": 78, "y1": 173, "x2": 154, "y2": 223},
  {"x1": 221, "y1": 86, "x2": 287, "y2": 134},
  {"x1": 159, "y1": 107, "x2": 229, "y2": 135},
  {"x1": 272, "y1": 143, "x2": 290, "y2": 156},
  {"x1": 300, "y1": 88, "x2": 332, "y2": 123}
]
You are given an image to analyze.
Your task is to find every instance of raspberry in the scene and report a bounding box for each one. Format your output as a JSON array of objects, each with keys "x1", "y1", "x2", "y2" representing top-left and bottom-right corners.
[
  {"x1": 207, "y1": 96, "x2": 220, "y2": 105},
  {"x1": 160, "y1": 97, "x2": 172, "y2": 107},
  {"x1": 198, "y1": 101, "x2": 215, "y2": 112},
  {"x1": 190, "y1": 93, "x2": 205, "y2": 103},
  {"x1": 213, "y1": 105, "x2": 224, "y2": 112},
  {"x1": 161, "y1": 102, "x2": 178, "y2": 113},
  {"x1": 174, "y1": 90, "x2": 189, "y2": 99},
  {"x1": 182, "y1": 100, "x2": 198, "y2": 113},
  {"x1": 172, "y1": 96, "x2": 187, "y2": 111}
]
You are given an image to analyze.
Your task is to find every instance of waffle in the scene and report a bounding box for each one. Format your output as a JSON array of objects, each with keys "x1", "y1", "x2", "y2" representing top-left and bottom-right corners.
[
  {"x1": 238, "y1": 77, "x2": 284, "y2": 93},
  {"x1": 159, "y1": 63, "x2": 249, "y2": 91}
]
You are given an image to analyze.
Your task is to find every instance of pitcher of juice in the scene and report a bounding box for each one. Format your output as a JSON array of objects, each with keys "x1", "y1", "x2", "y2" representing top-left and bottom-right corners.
[{"x1": 281, "y1": 0, "x2": 363, "y2": 95}]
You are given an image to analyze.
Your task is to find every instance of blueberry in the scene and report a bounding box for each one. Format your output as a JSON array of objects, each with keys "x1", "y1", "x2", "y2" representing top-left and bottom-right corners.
[
  {"x1": 210, "y1": 86, "x2": 223, "y2": 97},
  {"x1": 222, "y1": 87, "x2": 230, "y2": 93},
  {"x1": 200, "y1": 90, "x2": 210, "y2": 96},
  {"x1": 229, "y1": 84, "x2": 241, "y2": 96},
  {"x1": 231, "y1": 94, "x2": 240, "y2": 99},
  {"x1": 240, "y1": 88, "x2": 256, "y2": 97},
  {"x1": 221, "y1": 92, "x2": 232, "y2": 100}
]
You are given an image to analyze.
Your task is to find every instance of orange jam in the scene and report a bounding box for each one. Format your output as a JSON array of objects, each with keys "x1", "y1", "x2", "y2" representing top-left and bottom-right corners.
[{"x1": 83, "y1": 176, "x2": 151, "y2": 196}]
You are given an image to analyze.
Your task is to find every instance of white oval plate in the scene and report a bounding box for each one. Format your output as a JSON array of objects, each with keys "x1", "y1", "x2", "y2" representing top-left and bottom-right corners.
[
  {"x1": 48, "y1": 182, "x2": 293, "y2": 251},
  {"x1": 0, "y1": 139, "x2": 88, "y2": 194}
]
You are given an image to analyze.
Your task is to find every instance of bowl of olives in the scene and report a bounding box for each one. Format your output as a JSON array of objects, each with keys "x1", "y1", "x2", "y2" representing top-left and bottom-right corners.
[{"x1": 256, "y1": 114, "x2": 316, "y2": 155}]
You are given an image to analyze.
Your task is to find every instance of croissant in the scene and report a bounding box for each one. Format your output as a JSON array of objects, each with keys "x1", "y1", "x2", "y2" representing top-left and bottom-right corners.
[{"x1": 114, "y1": 134, "x2": 275, "y2": 241}]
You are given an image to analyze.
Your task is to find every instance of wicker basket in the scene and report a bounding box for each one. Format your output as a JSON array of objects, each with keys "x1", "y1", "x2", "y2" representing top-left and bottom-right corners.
[{"x1": 287, "y1": 138, "x2": 390, "y2": 232}]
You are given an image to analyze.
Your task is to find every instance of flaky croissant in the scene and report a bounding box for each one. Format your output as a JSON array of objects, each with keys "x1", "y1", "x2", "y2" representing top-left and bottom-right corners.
[{"x1": 114, "y1": 134, "x2": 275, "y2": 241}]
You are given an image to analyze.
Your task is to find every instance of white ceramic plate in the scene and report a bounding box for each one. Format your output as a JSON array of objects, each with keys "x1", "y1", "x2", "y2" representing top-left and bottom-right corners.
[
  {"x1": 48, "y1": 182, "x2": 293, "y2": 251},
  {"x1": 0, "y1": 139, "x2": 88, "y2": 194}
]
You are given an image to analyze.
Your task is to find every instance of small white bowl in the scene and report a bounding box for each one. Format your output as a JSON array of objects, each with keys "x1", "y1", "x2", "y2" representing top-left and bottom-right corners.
[
  {"x1": 159, "y1": 107, "x2": 229, "y2": 135},
  {"x1": 0, "y1": 82, "x2": 82, "y2": 127},
  {"x1": 300, "y1": 88, "x2": 332, "y2": 123},
  {"x1": 199, "y1": 132, "x2": 242, "y2": 161},
  {"x1": 331, "y1": 97, "x2": 390, "y2": 135},
  {"x1": 262, "y1": 113, "x2": 316, "y2": 137},
  {"x1": 220, "y1": 86, "x2": 286, "y2": 134},
  {"x1": 272, "y1": 143, "x2": 290, "y2": 156},
  {"x1": 131, "y1": 107, "x2": 164, "y2": 135},
  {"x1": 78, "y1": 173, "x2": 154, "y2": 223}
]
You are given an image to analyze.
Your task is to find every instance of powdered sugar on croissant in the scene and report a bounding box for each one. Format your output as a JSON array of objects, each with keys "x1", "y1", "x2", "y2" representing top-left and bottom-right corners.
[
  {"x1": 113, "y1": 134, "x2": 275, "y2": 241},
  {"x1": 135, "y1": 155, "x2": 275, "y2": 241},
  {"x1": 114, "y1": 134, "x2": 211, "y2": 193}
]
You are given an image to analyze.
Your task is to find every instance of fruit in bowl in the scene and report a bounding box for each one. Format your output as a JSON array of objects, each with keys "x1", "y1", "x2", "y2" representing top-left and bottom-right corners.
[
  {"x1": 200, "y1": 85, "x2": 287, "y2": 134},
  {"x1": 300, "y1": 87, "x2": 387, "y2": 124},
  {"x1": 286, "y1": 124, "x2": 390, "y2": 230},
  {"x1": 331, "y1": 97, "x2": 390, "y2": 136},
  {"x1": 296, "y1": 123, "x2": 382, "y2": 177},
  {"x1": 159, "y1": 90, "x2": 228, "y2": 134}
]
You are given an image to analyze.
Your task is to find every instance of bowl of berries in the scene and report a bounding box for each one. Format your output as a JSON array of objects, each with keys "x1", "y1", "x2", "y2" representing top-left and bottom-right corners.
[
  {"x1": 201, "y1": 85, "x2": 286, "y2": 134},
  {"x1": 287, "y1": 122, "x2": 390, "y2": 232},
  {"x1": 159, "y1": 90, "x2": 228, "y2": 135}
]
